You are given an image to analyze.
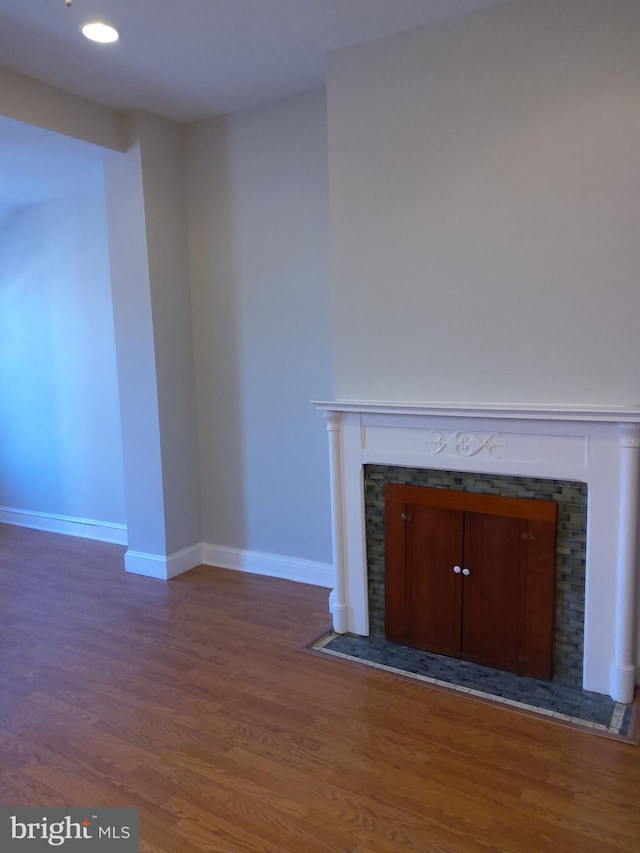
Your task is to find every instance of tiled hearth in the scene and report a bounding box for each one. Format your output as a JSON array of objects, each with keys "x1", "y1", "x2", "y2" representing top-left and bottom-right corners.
[
  {"x1": 311, "y1": 631, "x2": 635, "y2": 737},
  {"x1": 314, "y1": 401, "x2": 640, "y2": 703}
]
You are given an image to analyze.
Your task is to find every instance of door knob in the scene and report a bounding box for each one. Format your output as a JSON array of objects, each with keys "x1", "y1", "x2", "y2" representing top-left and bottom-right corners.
[
  {"x1": 462, "y1": 567, "x2": 471, "y2": 576},
  {"x1": 453, "y1": 565, "x2": 462, "y2": 574}
]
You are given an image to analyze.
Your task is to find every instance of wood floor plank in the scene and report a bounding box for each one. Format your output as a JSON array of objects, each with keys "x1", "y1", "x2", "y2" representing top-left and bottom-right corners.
[{"x1": 0, "y1": 524, "x2": 639, "y2": 851}]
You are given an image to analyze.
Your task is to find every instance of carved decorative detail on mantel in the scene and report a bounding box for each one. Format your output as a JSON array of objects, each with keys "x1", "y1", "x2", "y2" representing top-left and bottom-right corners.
[
  {"x1": 619, "y1": 423, "x2": 640, "y2": 448},
  {"x1": 323, "y1": 410, "x2": 341, "y2": 432},
  {"x1": 426, "y1": 430, "x2": 507, "y2": 459}
]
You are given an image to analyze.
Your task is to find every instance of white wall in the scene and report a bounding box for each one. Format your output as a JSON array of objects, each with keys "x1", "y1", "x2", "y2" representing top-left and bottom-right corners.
[
  {"x1": 138, "y1": 113, "x2": 201, "y2": 557},
  {"x1": 0, "y1": 191, "x2": 126, "y2": 530},
  {"x1": 0, "y1": 67, "x2": 125, "y2": 152},
  {"x1": 186, "y1": 90, "x2": 333, "y2": 566},
  {"x1": 327, "y1": 0, "x2": 640, "y2": 406},
  {"x1": 103, "y1": 133, "x2": 168, "y2": 559},
  {"x1": 104, "y1": 111, "x2": 202, "y2": 570},
  {"x1": 0, "y1": 62, "x2": 333, "y2": 582}
]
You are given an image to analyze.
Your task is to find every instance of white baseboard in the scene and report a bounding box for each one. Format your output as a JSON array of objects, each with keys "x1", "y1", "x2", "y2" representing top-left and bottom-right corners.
[
  {"x1": 202, "y1": 543, "x2": 334, "y2": 588},
  {"x1": 125, "y1": 543, "x2": 204, "y2": 580},
  {"x1": 0, "y1": 512, "x2": 333, "y2": 589},
  {"x1": 0, "y1": 505, "x2": 128, "y2": 545}
]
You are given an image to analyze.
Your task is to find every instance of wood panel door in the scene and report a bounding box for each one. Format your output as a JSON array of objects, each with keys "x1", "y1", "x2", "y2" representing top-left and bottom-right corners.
[
  {"x1": 405, "y1": 503, "x2": 463, "y2": 657},
  {"x1": 461, "y1": 511, "x2": 526, "y2": 674},
  {"x1": 384, "y1": 484, "x2": 557, "y2": 680}
]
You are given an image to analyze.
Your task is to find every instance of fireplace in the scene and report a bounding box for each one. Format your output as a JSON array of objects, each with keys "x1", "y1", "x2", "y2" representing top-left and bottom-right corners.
[
  {"x1": 314, "y1": 401, "x2": 640, "y2": 702},
  {"x1": 365, "y1": 465, "x2": 586, "y2": 688}
]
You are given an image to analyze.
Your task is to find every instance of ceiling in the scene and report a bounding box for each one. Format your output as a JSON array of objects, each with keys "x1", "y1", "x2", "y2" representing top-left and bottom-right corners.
[{"x1": 0, "y1": 0, "x2": 507, "y2": 214}]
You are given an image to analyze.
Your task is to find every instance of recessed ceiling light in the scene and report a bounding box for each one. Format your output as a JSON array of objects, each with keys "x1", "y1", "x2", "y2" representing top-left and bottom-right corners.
[{"x1": 82, "y1": 22, "x2": 119, "y2": 44}]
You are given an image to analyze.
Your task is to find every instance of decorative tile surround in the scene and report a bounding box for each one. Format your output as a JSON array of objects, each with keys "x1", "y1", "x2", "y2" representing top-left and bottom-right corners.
[
  {"x1": 314, "y1": 401, "x2": 640, "y2": 702},
  {"x1": 364, "y1": 465, "x2": 587, "y2": 687}
]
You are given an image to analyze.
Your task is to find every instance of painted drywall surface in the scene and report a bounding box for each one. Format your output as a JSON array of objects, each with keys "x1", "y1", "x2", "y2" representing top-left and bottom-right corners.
[
  {"x1": 0, "y1": 191, "x2": 126, "y2": 524},
  {"x1": 135, "y1": 112, "x2": 202, "y2": 555},
  {"x1": 104, "y1": 138, "x2": 168, "y2": 557},
  {"x1": 186, "y1": 90, "x2": 332, "y2": 564},
  {"x1": 327, "y1": 0, "x2": 640, "y2": 405},
  {"x1": 0, "y1": 67, "x2": 125, "y2": 152}
]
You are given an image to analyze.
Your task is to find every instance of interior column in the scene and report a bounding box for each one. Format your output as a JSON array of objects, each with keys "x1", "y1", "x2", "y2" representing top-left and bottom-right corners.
[{"x1": 610, "y1": 423, "x2": 640, "y2": 703}]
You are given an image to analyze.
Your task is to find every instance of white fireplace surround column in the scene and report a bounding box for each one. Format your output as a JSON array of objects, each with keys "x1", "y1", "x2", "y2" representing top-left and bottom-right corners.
[
  {"x1": 611, "y1": 424, "x2": 640, "y2": 703},
  {"x1": 324, "y1": 411, "x2": 349, "y2": 633},
  {"x1": 315, "y1": 401, "x2": 640, "y2": 702}
]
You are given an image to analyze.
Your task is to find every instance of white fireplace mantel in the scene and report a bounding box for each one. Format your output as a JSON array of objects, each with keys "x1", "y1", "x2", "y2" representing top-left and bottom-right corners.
[{"x1": 314, "y1": 400, "x2": 640, "y2": 703}]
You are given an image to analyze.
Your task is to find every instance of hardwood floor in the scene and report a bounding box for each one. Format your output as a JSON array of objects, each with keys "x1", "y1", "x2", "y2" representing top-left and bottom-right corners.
[{"x1": 0, "y1": 524, "x2": 638, "y2": 852}]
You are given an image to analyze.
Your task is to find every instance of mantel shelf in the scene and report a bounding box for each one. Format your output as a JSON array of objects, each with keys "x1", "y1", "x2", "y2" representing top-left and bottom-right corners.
[{"x1": 313, "y1": 400, "x2": 640, "y2": 423}]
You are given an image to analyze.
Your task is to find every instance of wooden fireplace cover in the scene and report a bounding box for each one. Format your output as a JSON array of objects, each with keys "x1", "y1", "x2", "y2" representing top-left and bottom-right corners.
[{"x1": 384, "y1": 484, "x2": 557, "y2": 680}]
